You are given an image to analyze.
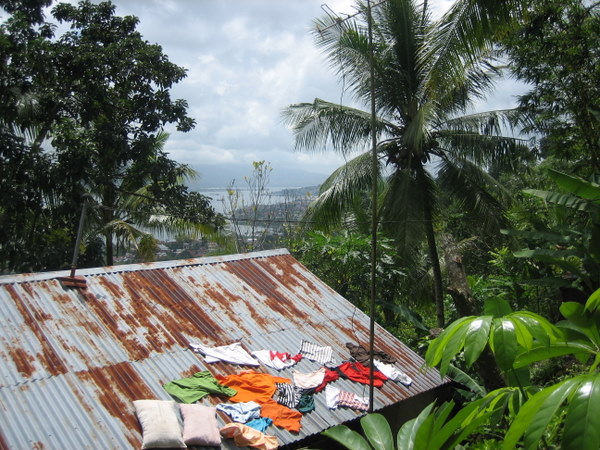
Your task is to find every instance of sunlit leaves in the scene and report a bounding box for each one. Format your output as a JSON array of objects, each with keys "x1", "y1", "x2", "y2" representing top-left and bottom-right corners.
[
  {"x1": 425, "y1": 299, "x2": 559, "y2": 377},
  {"x1": 503, "y1": 374, "x2": 600, "y2": 450}
]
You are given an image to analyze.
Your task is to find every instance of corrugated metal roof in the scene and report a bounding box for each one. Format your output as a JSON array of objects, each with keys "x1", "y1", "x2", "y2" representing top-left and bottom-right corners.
[{"x1": 0, "y1": 248, "x2": 450, "y2": 449}]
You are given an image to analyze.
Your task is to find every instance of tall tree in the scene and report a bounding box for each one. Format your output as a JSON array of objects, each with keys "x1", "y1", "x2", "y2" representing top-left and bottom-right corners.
[
  {"x1": 503, "y1": 0, "x2": 600, "y2": 175},
  {"x1": 283, "y1": 0, "x2": 529, "y2": 327},
  {"x1": 0, "y1": 1, "x2": 221, "y2": 271}
]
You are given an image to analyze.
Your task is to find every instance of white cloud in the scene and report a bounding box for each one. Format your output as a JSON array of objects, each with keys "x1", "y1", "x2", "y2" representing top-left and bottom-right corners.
[{"x1": 81, "y1": 0, "x2": 509, "y2": 188}]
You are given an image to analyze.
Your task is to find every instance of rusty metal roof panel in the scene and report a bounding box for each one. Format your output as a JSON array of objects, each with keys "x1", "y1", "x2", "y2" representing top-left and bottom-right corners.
[{"x1": 0, "y1": 248, "x2": 450, "y2": 449}]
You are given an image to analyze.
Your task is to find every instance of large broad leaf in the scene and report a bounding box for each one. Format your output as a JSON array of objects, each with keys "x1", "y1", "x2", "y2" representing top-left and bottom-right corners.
[
  {"x1": 514, "y1": 342, "x2": 594, "y2": 368},
  {"x1": 522, "y1": 189, "x2": 599, "y2": 213},
  {"x1": 546, "y1": 169, "x2": 600, "y2": 203},
  {"x1": 397, "y1": 402, "x2": 435, "y2": 450},
  {"x1": 484, "y1": 298, "x2": 513, "y2": 317},
  {"x1": 360, "y1": 414, "x2": 394, "y2": 450},
  {"x1": 446, "y1": 364, "x2": 486, "y2": 400},
  {"x1": 425, "y1": 316, "x2": 474, "y2": 371},
  {"x1": 490, "y1": 319, "x2": 518, "y2": 370},
  {"x1": 585, "y1": 288, "x2": 600, "y2": 312},
  {"x1": 559, "y1": 302, "x2": 600, "y2": 346},
  {"x1": 322, "y1": 425, "x2": 372, "y2": 450},
  {"x1": 463, "y1": 316, "x2": 493, "y2": 366},
  {"x1": 503, "y1": 378, "x2": 580, "y2": 450},
  {"x1": 512, "y1": 311, "x2": 560, "y2": 345},
  {"x1": 562, "y1": 374, "x2": 600, "y2": 450}
]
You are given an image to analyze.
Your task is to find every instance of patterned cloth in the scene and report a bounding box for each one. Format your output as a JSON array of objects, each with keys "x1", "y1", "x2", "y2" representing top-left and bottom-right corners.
[
  {"x1": 338, "y1": 390, "x2": 369, "y2": 411},
  {"x1": 325, "y1": 385, "x2": 369, "y2": 411},
  {"x1": 299, "y1": 340, "x2": 336, "y2": 365},
  {"x1": 274, "y1": 382, "x2": 301, "y2": 408}
]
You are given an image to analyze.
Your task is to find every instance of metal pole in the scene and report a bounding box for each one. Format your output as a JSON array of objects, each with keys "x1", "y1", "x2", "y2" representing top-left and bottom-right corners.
[
  {"x1": 367, "y1": 0, "x2": 378, "y2": 414},
  {"x1": 70, "y1": 195, "x2": 88, "y2": 278}
]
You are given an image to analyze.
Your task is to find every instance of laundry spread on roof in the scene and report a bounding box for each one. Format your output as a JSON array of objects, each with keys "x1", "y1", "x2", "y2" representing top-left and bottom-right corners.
[
  {"x1": 190, "y1": 342, "x2": 259, "y2": 366},
  {"x1": 246, "y1": 417, "x2": 273, "y2": 433},
  {"x1": 299, "y1": 339, "x2": 337, "y2": 365},
  {"x1": 337, "y1": 361, "x2": 388, "y2": 387},
  {"x1": 274, "y1": 382, "x2": 301, "y2": 409},
  {"x1": 163, "y1": 370, "x2": 237, "y2": 403},
  {"x1": 220, "y1": 422, "x2": 279, "y2": 450},
  {"x1": 153, "y1": 338, "x2": 411, "y2": 438},
  {"x1": 215, "y1": 370, "x2": 302, "y2": 432},
  {"x1": 214, "y1": 370, "x2": 291, "y2": 404},
  {"x1": 324, "y1": 385, "x2": 368, "y2": 411},
  {"x1": 251, "y1": 350, "x2": 302, "y2": 370},
  {"x1": 346, "y1": 342, "x2": 397, "y2": 365},
  {"x1": 216, "y1": 401, "x2": 261, "y2": 423},
  {"x1": 292, "y1": 367, "x2": 326, "y2": 390},
  {"x1": 374, "y1": 360, "x2": 413, "y2": 386}
]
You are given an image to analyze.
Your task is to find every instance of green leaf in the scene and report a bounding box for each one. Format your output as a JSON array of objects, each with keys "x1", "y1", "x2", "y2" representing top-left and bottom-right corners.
[
  {"x1": 446, "y1": 364, "x2": 486, "y2": 400},
  {"x1": 511, "y1": 311, "x2": 559, "y2": 346},
  {"x1": 562, "y1": 374, "x2": 600, "y2": 450},
  {"x1": 397, "y1": 402, "x2": 435, "y2": 450},
  {"x1": 490, "y1": 319, "x2": 518, "y2": 370},
  {"x1": 522, "y1": 188, "x2": 599, "y2": 213},
  {"x1": 547, "y1": 169, "x2": 600, "y2": 202},
  {"x1": 503, "y1": 378, "x2": 579, "y2": 450},
  {"x1": 585, "y1": 288, "x2": 600, "y2": 312},
  {"x1": 508, "y1": 315, "x2": 534, "y2": 350},
  {"x1": 425, "y1": 316, "x2": 474, "y2": 370},
  {"x1": 360, "y1": 414, "x2": 394, "y2": 450},
  {"x1": 514, "y1": 342, "x2": 594, "y2": 368},
  {"x1": 463, "y1": 316, "x2": 493, "y2": 366},
  {"x1": 484, "y1": 298, "x2": 512, "y2": 317},
  {"x1": 322, "y1": 425, "x2": 372, "y2": 450},
  {"x1": 559, "y1": 302, "x2": 600, "y2": 345}
]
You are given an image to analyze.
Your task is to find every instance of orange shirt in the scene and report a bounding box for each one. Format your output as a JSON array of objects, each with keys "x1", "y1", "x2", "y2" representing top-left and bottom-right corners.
[
  {"x1": 214, "y1": 370, "x2": 291, "y2": 404},
  {"x1": 215, "y1": 370, "x2": 302, "y2": 432},
  {"x1": 260, "y1": 399, "x2": 303, "y2": 433}
]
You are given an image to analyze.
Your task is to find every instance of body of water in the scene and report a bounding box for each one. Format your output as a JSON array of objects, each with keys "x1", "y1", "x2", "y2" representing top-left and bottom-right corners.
[{"x1": 199, "y1": 186, "x2": 316, "y2": 214}]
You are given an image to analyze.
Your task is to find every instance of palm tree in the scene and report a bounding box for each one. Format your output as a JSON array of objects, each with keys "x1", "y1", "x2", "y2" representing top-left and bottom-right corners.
[{"x1": 282, "y1": 0, "x2": 529, "y2": 327}]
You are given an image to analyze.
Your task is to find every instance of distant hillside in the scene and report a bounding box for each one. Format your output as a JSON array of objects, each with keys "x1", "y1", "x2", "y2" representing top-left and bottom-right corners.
[{"x1": 272, "y1": 185, "x2": 321, "y2": 197}]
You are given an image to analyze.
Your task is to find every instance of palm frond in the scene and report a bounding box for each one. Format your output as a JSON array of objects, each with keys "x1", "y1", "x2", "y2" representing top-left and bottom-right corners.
[
  {"x1": 303, "y1": 151, "x2": 379, "y2": 230},
  {"x1": 282, "y1": 98, "x2": 393, "y2": 154},
  {"x1": 435, "y1": 156, "x2": 510, "y2": 234}
]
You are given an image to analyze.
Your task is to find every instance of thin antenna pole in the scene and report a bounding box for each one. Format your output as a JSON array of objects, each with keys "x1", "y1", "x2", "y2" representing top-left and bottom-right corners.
[
  {"x1": 70, "y1": 195, "x2": 89, "y2": 278},
  {"x1": 367, "y1": 0, "x2": 378, "y2": 414}
]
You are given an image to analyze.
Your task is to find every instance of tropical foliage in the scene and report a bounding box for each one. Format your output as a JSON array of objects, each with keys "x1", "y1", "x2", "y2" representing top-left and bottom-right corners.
[
  {"x1": 0, "y1": 0, "x2": 223, "y2": 271},
  {"x1": 283, "y1": 0, "x2": 529, "y2": 327}
]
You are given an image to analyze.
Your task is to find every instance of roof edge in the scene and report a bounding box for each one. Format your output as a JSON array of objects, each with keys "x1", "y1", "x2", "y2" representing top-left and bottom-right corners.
[{"x1": 0, "y1": 248, "x2": 291, "y2": 284}]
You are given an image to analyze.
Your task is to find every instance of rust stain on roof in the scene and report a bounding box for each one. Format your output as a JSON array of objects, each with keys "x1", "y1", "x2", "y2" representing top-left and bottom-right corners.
[
  {"x1": 223, "y1": 259, "x2": 311, "y2": 322},
  {"x1": 4, "y1": 284, "x2": 68, "y2": 377},
  {"x1": 75, "y1": 362, "x2": 152, "y2": 448},
  {"x1": 7, "y1": 346, "x2": 35, "y2": 378}
]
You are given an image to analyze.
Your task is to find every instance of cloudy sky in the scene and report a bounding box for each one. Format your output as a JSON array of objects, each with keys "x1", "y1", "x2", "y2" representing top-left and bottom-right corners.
[{"x1": 64, "y1": 0, "x2": 522, "y2": 188}]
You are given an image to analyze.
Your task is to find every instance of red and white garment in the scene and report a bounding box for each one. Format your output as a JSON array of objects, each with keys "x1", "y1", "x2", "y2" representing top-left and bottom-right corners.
[
  {"x1": 251, "y1": 350, "x2": 303, "y2": 370},
  {"x1": 325, "y1": 385, "x2": 368, "y2": 411}
]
